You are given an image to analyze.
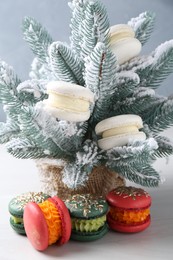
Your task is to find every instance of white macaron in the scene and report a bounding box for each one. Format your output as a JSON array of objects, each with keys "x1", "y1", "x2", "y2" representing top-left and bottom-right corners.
[
  {"x1": 109, "y1": 24, "x2": 141, "y2": 65},
  {"x1": 95, "y1": 114, "x2": 146, "y2": 150},
  {"x1": 44, "y1": 81, "x2": 94, "y2": 122}
]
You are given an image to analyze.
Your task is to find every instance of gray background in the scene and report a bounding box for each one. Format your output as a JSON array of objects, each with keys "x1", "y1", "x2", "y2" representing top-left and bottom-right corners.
[{"x1": 0, "y1": 0, "x2": 173, "y2": 121}]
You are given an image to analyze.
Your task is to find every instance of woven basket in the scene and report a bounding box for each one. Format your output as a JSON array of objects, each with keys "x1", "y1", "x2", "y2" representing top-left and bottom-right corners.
[{"x1": 36, "y1": 159, "x2": 125, "y2": 200}]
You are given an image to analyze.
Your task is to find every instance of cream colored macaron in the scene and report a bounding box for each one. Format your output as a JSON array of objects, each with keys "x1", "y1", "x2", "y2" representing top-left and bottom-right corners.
[
  {"x1": 95, "y1": 114, "x2": 146, "y2": 150},
  {"x1": 109, "y1": 24, "x2": 141, "y2": 65},
  {"x1": 44, "y1": 81, "x2": 94, "y2": 122}
]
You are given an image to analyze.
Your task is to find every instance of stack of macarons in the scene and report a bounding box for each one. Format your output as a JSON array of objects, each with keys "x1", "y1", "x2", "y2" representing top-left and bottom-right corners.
[
  {"x1": 109, "y1": 24, "x2": 141, "y2": 65},
  {"x1": 9, "y1": 188, "x2": 152, "y2": 250},
  {"x1": 95, "y1": 114, "x2": 146, "y2": 150},
  {"x1": 65, "y1": 194, "x2": 109, "y2": 242},
  {"x1": 44, "y1": 81, "x2": 94, "y2": 122},
  {"x1": 106, "y1": 186, "x2": 152, "y2": 233},
  {"x1": 8, "y1": 192, "x2": 50, "y2": 235}
]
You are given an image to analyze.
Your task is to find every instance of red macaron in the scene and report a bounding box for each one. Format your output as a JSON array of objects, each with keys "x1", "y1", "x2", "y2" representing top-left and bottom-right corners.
[
  {"x1": 23, "y1": 196, "x2": 71, "y2": 251},
  {"x1": 106, "y1": 186, "x2": 152, "y2": 233}
]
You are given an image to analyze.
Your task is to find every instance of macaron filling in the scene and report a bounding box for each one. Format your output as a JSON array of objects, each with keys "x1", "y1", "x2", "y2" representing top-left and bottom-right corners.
[
  {"x1": 109, "y1": 207, "x2": 150, "y2": 225},
  {"x1": 11, "y1": 216, "x2": 23, "y2": 224},
  {"x1": 102, "y1": 125, "x2": 139, "y2": 138},
  {"x1": 47, "y1": 91, "x2": 90, "y2": 112},
  {"x1": 72, "y1": 215, "x2": 106, "y2": 232},
  {"x1": 38, "y1": 200, "x2": 62, "y2": 245}
]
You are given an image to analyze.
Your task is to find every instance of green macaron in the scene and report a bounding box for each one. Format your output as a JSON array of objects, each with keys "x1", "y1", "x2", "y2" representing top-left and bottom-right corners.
[
  {"x1": 8, "y1": 191, "x2": 50, "y2": 235},
  {"x1": 65, "y1": 194, "x2": 109, "y2": 241}
]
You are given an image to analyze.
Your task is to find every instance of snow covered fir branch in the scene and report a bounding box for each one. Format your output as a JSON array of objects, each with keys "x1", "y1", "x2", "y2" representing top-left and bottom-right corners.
[{"x1": 0, "y1": 0, "x2": 173, "y2": 191}]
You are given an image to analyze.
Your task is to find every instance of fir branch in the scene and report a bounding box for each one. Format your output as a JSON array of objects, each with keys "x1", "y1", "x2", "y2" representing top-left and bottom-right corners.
[
  {"x1": 119, "y1": 41, "x2": 173, "y2": 89},
  {"x1": 0, "y1": 120, "x2": 20, "y2": 144},
  {"x1": 17, "y1": 79, "x2": 48, "y2": 105},
  {"x1": 118, "y1": 55, "x2": 153, "y2": 73},
  {"x1": 103, "y1": 138, "x2": 160, "y2": 187},
  {"x1": 143, "y1": 95, "x2": 173, "y2": 133},
  {"x1": 121, "y1": 164, "x2": 160, "y2": 187},
  {"x1": 105, "y1": 140, "x2": 161, "y2": 187},
  {"x1": 136, "y1": 40, "x2": 173, "y2": 89},
  {"x1": 152, "y1": 135, "x2": 173, "y2": 158},
  {"x1": 105, "y1": 138, "x2": 158, "y2": 169},
  {"x1": 62, "y1": 140, "x2": 100, "y2": 188},
  {"x1": 29, "y1": 57, "x2": 53, "y2": 80},
  {"x1": 6, "y1": 137, "x2": 47, "y2": 159},
  {"x1": 18, "y1": 107, "x2": 68, "y2": 158},
  {"x1": 22, "y1": 16, "x2": 53, "y2": 64},
  {"x1": 112, "y1": 87, "x2": 157, "y2": 117},
  {"x1": 19, "y1": 104, "x2": 87, "y2": 158},
  {"x1": 69, "y1": 0, "x2": 87, "y2": 55},
  {"x1": 0, "y1": 60, "x2": 22, "y2": 122},
  {"x1": 128, "y1": 11, "x2": 155, "y2": 45},
  {"x1": 111, "y1": 71, "x2": 140, "y2": 103},
  {"x1": 85, "y1": 42, "x2": 117, "y2": 125},
  {"x1": 107, "y1": 160, "x2": 160, "y2": 187},
  {"x1": 49, "y1": 41, "x2": 82, "y2": 83},
  {"x1": 80, "y1": 0, "x2": 110, "y2": 59}
]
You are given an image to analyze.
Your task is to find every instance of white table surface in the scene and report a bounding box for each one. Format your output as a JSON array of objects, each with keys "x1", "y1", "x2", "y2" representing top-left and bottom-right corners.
[{"x1": 0, "y1": 128, "x2": 173, "y2": 260}]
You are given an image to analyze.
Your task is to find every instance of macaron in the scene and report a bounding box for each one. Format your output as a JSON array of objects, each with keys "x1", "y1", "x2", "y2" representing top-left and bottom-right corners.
[
  {"x1": 109, "y1": 24, "x2": 141, "y2": 65},
  {"x1": 95, "y1": 114, "x2": 146, "y2": 150},
  {"x1": 106, "y1": 186, "x2": 152, "y2": 233},
  {"x1": 23, "y1": 196, "x2": 71, "y2": 251},
  {"x1": 44, "y1": 81, "x2": 94, "y2": 122},
  {"x1": 65, "y1": 194, "x2": 109, "y2": 242},
  {"x1": 8, "y1": 192, "x2": 50, "y2": 235}
]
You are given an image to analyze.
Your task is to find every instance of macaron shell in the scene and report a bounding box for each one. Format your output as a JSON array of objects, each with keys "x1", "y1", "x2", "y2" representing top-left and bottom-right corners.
[
  {"x1": 47, "y1": 81, "x2": 94, "y2": 102},
  {"x1": 107, "y1": 212, "x2": 151, "y2": 233},
  {"x1": 109, "y1": 24, "x2": 135, "y2": 41},
  {"x1": 111, "y1": 37, "x2": 141, "y2": 65},
  {"x1": 95, "y1": 114, "x2": 143, "y2": 135},
  {"x1": 106, "y1": 187, "x2": 151, "y2": 209},
  {"x1": 48, "y1": 196, "x2": 71, "y2": 245},
  {"x1": 71, "y1": 223, "x2": 108, "y2": 242},
  {"x1": 65, "y1": 194, "x2": 108, "y2": 219},
  {"x1": 8, "y1": 203, "x2": 23, "y2": 219},
  {"x1": 10, "y1": 217, "x2": 26, "y2": 235},
  {"x1": 24, "y1": 202, "x2": 49, "y2": 251},
  {"x1": 45, "y1": 104, "x2": 91, "y2": 122},
  {"x1": 8, "y1": 192, "x2": 50, "y2": 218},
  {"x1": 98, "y1": 131, "x2": 146, "y2": 150}
]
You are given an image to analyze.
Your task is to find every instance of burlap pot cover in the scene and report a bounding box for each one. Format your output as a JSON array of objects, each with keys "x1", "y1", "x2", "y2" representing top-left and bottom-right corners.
[{"x1": 36, "y1": 159, "x2": 125, "y2": 200}]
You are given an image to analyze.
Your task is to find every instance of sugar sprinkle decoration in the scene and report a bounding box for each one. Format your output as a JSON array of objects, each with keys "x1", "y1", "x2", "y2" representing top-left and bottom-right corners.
[
  {"x1": 12, "y1": 192, "x2": 49, "y2": 210},
  {"x1": 113, "y1": 186, "x2": 149, "y2": 200},
  {"x1": 65, "y1": 194, "x2": 105, "y2": 217}
]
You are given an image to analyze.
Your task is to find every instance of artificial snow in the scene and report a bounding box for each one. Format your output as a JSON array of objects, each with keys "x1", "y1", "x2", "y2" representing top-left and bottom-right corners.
[
  {"x1": 128, "y1": 11, "x2": 148, "y2": 32},
  {"x1": 17, "y1": 80, "x2": 47, "y2": 99},
  {"x1": 153, "y1": 40, "x2": 173, "y2": 65},
  {"x1": 0, "y1": 60, "x2": 16, "y2": 85}
]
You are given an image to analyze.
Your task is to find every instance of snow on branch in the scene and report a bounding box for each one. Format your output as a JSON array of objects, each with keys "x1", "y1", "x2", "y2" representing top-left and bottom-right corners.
[
  {"x1": 22, "y1": 16, "x2": 53, "y2": 64},
  {"x1": 62, "y1": 140, "x2": 100, "y2": 188},
  {"x1": 17, "y1": 79, "x2": 48, "y2": 105},
  {"x1": 128, "y1": 11, "x2": 155, "y2": 45}
]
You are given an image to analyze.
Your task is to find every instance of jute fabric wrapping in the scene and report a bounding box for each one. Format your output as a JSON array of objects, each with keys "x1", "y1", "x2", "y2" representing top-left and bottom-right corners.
[{"x1": 36, "y1": 160, "x2": 125, "y2": 200}]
